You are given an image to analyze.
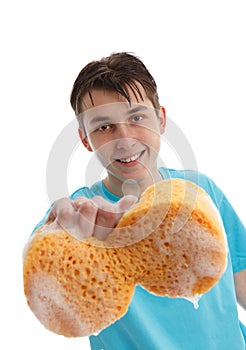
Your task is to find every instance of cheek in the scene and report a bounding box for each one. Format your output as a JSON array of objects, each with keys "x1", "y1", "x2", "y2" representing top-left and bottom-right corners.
[
  {"x1": 91, "y1": 138, "x2": 115, "y2": 162},
  {"x1": 151, "y1": 139, "x2": 161, "y2": 157},
  {"x1": 142, "y1": 129, "x2": 161, "y2": 152},
  {"x1": 87, "y1": 134, "x2": 106, "y2": 152}
]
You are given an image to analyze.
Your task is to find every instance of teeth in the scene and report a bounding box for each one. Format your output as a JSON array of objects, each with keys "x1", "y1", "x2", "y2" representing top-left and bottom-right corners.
[{"x1": 119, "y1": 152, "x2": 142, "y2": 163}]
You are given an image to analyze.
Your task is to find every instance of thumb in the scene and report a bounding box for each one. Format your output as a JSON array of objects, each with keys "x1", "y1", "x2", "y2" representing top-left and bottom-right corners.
[{"x1": 115, "y1": 195, "x2": 138, "y2": 213}]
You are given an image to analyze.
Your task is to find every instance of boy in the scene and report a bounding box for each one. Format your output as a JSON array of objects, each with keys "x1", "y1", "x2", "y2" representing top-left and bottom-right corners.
[{"x1": 34, "y1": 52, "x2": 246, "y2": 349}]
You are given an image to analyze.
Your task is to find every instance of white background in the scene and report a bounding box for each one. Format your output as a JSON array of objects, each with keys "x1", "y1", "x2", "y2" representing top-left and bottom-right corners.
[{"x1": 1, "y1": 1, "x2": 245, "y2": 349}]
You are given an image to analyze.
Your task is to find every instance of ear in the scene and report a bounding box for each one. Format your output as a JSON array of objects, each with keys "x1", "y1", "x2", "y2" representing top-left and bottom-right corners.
[
  {"x1": 159, "y1": 106, "x2": 166, "y2": 134},
  {"x1": 78, "y1": 128, "x2": 93, "y2": 152}
]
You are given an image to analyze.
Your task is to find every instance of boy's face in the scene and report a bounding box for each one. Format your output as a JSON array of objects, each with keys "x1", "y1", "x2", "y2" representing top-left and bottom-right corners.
[{"x1": 78, "y1": 84, "x2": 166, "y2": 193}]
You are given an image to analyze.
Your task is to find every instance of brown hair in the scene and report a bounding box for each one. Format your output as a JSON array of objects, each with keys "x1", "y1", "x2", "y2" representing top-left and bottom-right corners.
[{"x1": 70, "y1": 52, "x2": 160, "y2": 115}]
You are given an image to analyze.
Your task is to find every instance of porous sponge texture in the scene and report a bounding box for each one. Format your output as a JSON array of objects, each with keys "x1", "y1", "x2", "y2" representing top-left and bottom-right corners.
[
  {"x1": 23, "y1": 179, "x2": 227, "y2": 337},
  {"x1": 24, "y1": 233, "x2": 135, "y2": 337}
]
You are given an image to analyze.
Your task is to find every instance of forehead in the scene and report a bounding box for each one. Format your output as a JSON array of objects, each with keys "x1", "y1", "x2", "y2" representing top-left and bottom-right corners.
[
  {"x1": 82, "y1": 102, "x2": 152, "y2": 123},
  {"x1": 79, "y1": 87, "x2": 155, "y2": 126},
  {"x1": 81, "y1": 82, "x2": 153, "y2": 111}
]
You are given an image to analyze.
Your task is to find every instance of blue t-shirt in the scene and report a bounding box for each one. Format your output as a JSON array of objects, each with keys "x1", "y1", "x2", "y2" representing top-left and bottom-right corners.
[{"x1": 36, "y1": 169, "x2": 246, "y2": 349}]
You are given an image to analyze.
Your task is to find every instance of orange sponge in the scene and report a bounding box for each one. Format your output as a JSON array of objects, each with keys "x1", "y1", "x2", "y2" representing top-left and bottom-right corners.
[{"x1": 23, "y1": 179, "x2": 227, "y2": 337}]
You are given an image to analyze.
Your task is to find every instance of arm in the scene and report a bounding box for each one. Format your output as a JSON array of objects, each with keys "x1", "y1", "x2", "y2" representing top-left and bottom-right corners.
[{"x1": 234, "y1": 269, "x2": 246, "y2": 311}]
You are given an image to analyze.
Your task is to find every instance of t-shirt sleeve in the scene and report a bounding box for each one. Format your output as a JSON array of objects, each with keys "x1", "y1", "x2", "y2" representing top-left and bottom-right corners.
[
  {"x1": 219, "y1": 194, "x2": 246, "y2": 273},
  {"x1": 187, "y1": 171, "x2": 246, "y2": 274},
  {"x1": 199, "y1": 172, "x2": 246, "y2": 274}
]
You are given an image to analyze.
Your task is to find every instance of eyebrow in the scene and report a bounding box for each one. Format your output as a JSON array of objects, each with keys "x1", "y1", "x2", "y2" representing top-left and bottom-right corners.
[
  {"x1": 126, "y1": 105, "x2": 149, "y2": 115},
  {"x1": 88, "y1": 105, "x2": 150, "y2": 127},
  {"x1": 89, "y1": 116, "x2": 111, "y2": 126}
]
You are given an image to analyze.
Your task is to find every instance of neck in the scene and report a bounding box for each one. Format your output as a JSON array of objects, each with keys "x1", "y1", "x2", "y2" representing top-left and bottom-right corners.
[{"x1": 103, "y1": 169, "x2": 162, "y2": 198}]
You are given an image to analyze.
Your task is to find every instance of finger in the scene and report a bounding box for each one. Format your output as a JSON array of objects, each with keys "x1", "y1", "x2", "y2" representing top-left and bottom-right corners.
[
  {"x1": 91, "y1": 196, "x2": 115, "y2": 211},
  {"x1": 91, "y1": 196, "x2": 118, "y2": 240},
  {"x1": 116, "y1": 195, "x2": 138, "y2": 213},
  {"x1": 54, "y1": 198, "x2": 76, "y2": 230},
  {"x1": 45, "y1": 198, "x2": 69, "y2": 224},
  {"x1": 74, "y1": 198, "x2": 98, "y2": 239},
  {"x1": 45, "y1": 207, "x2": 56, "y2": 224},
  {"x1": 91, "y1": 195, "x2": 138, "y2": 240},
  {"x1": 94, "y1": 209, "x2": 117, "y2": 240},
  {"x1": 113, "y1": 195, "x2": 138, "y2": 225}
]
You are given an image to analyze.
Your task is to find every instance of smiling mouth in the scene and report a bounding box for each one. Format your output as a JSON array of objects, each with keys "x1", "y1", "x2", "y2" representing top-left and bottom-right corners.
[{"x1": 116, "y1": 150, "x2": 145, "y2": 163}]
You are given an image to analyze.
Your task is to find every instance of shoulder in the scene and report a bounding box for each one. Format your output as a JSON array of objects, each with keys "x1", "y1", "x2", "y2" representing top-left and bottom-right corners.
[
  {"x1": 69, "y1": 181, "x2": 104, "y2": 200},
  {"x1": 70, "y1": 187, "x2": 93, "y2": 200},
  {"x1": 69, "y1": 180, "x2": 115, "y2": 201},
  {"x1": 159, "y1": 168, "x2": 224, "y2": 209}
]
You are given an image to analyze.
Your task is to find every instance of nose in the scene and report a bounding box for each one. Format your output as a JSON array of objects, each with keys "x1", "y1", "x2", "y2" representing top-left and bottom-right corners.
[{"x1": 115, "y1": 123, "x2": 137, "y2": 150}]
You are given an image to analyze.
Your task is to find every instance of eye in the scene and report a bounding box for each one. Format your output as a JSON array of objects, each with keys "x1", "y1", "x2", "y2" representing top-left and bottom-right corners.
[
  {"x1": 131, "y1": 115, "x2": 143, "y2": 123},
  {"x1": 98, "y1": 124, "x2": 112, "y2": 131}
]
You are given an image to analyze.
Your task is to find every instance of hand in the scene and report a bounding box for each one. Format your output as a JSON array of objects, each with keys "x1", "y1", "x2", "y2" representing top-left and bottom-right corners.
[{"x1": 45, "y1": 195, "x2": 138, "y2": 241}]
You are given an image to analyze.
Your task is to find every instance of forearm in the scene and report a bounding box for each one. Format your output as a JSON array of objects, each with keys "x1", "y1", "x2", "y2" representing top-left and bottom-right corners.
[{"x1": 234, "y1": 269, "x2": 246, "y2": 310}]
